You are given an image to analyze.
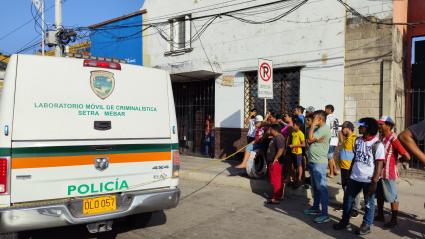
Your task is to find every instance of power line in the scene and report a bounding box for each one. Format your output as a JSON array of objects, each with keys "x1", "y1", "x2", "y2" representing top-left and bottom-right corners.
[
  {"x1": 0, "y1": 39, "x2": 40, "y2": 62},
  {"x1": 223, "y1": 0, "x2": 308, "y2": 24},
  {"x1": 74, "y1": 0, "x2": 307, "y2": 49},
  {"x1": 72, "y1": 0, "x2": 301, "y2": 32},
  {"x1": 337, "y1": 0, "x2": 425, "y2": 26},
  {"x1": 0, "y1": 1, "x2": 61, "y2": 42},
  {"x1": 0, "y1": 18, "x2": 34, "y2": 42},
  {"x1": 145, "y1": 0, "x2": 258, "y2": 23}
]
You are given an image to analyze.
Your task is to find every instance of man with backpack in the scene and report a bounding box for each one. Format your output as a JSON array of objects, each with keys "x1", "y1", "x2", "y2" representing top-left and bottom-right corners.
[{"x1": 333, "y1": 118, "x2": 385, "y2": 235}]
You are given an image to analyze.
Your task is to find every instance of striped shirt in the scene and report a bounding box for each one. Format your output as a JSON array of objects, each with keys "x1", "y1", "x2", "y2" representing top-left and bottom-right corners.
[{"x1": 381, "y1": 133, "x2": 408, "y2": 180}]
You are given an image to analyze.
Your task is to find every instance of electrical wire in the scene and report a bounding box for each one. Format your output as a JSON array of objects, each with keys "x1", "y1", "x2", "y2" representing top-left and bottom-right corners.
[
  {"x1": 223, "y1": 0, "x2": 308, "y2": 24},
  {"x1": 31, "y1": 2, "x2": 42, "y2": 35},
  {"x1": 71, "y1": 0, "x2": 301, "y2": 32},
  {"x1": 193, "y1": 20, "x2": 216, "y2": 74},
  {"x1": 0, "y1": 1, "x2": 66, "y2": 42},
  {"x1": 336, "y1": 0, "x2": 425, "y2": 26},
  {"x1": 0, "y1": 38, "x2": 40, "y2": 61},
  {"x1": 144, "y1": 0, "x2": 246, "y2": 23},
  {"x1": 86, "y1": 0, "x2": 306, "y2": 48}
]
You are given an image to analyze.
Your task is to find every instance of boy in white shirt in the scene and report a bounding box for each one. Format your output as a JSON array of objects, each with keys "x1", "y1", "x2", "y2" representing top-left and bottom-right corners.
[{"x1": 333, "y1": 118, "x2": 385, "y2": 235}]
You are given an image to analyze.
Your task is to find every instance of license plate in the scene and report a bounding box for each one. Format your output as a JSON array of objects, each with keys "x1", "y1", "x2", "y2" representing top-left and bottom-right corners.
[{"x1": 83, "y1": 195, "x2": 116, "y2": 215}]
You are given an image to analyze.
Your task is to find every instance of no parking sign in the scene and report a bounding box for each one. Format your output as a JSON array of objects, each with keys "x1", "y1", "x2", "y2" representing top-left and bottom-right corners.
[{"x1": 258, "y1": 59, "x2": 273, "y2": 99}]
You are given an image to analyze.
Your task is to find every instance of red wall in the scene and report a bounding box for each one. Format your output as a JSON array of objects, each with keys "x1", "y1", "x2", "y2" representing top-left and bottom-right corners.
[{"x1": 405, "y1": 0, "x2": 425, "y2": 126}]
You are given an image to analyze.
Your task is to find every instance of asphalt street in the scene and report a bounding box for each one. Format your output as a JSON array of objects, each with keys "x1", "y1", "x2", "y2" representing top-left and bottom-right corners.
[{"x1": 23, "y1": 176, "x2": 425, "y2": 239}]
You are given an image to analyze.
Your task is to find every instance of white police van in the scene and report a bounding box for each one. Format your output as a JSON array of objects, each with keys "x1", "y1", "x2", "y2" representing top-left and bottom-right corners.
[{"x1": 0, "y1": 54, "x2": 180, "y2": 238}]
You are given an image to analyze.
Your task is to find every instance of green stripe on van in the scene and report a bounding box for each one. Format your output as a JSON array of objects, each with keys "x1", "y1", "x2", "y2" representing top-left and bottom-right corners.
[
  {"x1": 0, "y1": 148, "x2": 11, "y2": 156},
  {"x1": 0, "y1": 143, "x2": 179, "y2": 158}
]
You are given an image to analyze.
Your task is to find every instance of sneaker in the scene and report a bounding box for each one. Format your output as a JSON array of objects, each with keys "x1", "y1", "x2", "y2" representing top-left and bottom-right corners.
[
  {"x1": 333, "y1": 221, "x2": 348, "y2": 230},
  {"x1": 350, "y1": 210, "x2": 359, "y2": 218},
  {"x1": 335, "y1": 206, "x2": 343, "y2": 212},
  {"x1": 303, "y1": 208, "x2": 321, "y2": 216},
  {"x1": 356, "y1": 223, "x2": 371, "y2": 235},
  {"x1": 314, "y1": 215, "x2": 331, "y2": 224},
  {"x1": 384, "y1": 220, "x2": 398, "y2": 229}
]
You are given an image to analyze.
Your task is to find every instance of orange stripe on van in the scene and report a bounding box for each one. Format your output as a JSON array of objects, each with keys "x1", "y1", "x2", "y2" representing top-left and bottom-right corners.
[{"x1": 11, "y1": 152, "x2": 171, "y2": 169}]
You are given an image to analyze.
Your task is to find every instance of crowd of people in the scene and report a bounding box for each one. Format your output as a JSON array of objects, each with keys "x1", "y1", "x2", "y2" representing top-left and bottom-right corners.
[{"x1": 237, "y1": 105, "x2": 425, "y2": 235}]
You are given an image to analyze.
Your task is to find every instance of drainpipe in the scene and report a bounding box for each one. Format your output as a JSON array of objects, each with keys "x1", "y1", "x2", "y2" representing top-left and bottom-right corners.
[{"x1": 380, "y1": 60, "x2": 384, "y2": 117}]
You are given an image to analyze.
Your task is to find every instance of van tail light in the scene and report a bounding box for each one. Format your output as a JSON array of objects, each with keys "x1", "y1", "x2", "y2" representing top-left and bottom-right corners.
[
  {"x1": 172, "y1": 151, "x2": 180, "y2": 178},
  {"x1": 83, "y1": 60, "x2": 121, "y2": 70},
  {"x1": 0, "y1": 157, "x2": 9, "y2": 194}
]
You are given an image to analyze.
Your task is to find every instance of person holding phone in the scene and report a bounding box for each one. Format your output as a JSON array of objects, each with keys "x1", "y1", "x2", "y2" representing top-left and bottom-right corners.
[{"x1": 303, "y1": 110, "x2": 331, "y2": 224}]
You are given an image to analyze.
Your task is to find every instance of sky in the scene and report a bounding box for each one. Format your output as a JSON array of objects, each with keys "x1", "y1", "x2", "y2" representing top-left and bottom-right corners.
[{"x1": 0, "y1": 0, "x2": 145, "y2": 55}]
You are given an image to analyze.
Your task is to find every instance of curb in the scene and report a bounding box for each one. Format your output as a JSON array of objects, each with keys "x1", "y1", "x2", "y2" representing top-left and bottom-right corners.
[{"x1": 180, "y1": 169, "x2": 345, "y2": 204}]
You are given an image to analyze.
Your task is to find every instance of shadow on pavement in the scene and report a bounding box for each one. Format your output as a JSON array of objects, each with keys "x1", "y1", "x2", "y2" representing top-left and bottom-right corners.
[
  {"x1": 219, "y1": 156, "x2": 425, "y2": 238},
  {"x1": 21, "y1": 211, "x2": 167, "y2": 239},
  {"x1": 378, "y1": 213, "x2": 425, "y2": 238},
  {"x1": 264, "y1": 184, "x2": 425, "y2": 239}
]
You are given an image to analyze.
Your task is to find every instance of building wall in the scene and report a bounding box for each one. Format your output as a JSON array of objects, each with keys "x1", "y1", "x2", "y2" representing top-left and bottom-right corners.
[
  {"x1": 90, "y1": 15, "x2": 143, "y2": 65},
  {"x1": 343, "y1": 1, "x2": 409, "y2": 131},
  {"x1": 344, "y1": 16, "x2": 394, "y2": 125},
  {"x1": 142, "y1": 0, "x2": 347, "y2": 128}
]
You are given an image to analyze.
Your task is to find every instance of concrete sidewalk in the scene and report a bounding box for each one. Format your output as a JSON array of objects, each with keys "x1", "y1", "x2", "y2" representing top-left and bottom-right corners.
[{"x1": 180, "y1": 155, "x2": 425, "y2": 221}]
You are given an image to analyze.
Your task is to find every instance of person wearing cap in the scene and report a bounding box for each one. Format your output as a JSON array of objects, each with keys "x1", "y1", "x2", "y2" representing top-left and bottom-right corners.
[
  {"x1": 236, "y1": 115, "x2": 265, "y2": 169},
  {"x1": 334, "y1": 118, "x2": 385, "y2": 235},
  {"x1": 245, "y1": 109, "x2": 257, "y2": 144},
  {"x1": 376, "y1": 116, "x2": 411, "y2": 228},
  {"x1": 338, "y1": 121, "x2": 360, "y2": 218}
]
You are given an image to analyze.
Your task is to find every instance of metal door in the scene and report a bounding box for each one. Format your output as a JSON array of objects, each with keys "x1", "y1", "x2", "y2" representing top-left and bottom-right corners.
[{"x1": 172, "y1": 80, "x2": 215, "y2": 156}]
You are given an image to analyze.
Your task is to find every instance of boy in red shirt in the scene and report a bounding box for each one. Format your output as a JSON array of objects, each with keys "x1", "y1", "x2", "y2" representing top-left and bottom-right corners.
[{"x1": 376, "y1": 116, "x2": 411, "y2": 228}]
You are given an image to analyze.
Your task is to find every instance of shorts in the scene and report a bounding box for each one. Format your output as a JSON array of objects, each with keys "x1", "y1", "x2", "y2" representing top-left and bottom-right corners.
[
  {"x1": 246, "y1": 143, "x2": 261, "y2": 152},
  {"x1": 292, "y1": 153, "x2": 303, "y2": 167},
  {"x1": 377, "y1": 179, "x2": 398, "y2": 203},
  {"x1": 327, "y1": 146, "x2": 336, "y2": 160}
]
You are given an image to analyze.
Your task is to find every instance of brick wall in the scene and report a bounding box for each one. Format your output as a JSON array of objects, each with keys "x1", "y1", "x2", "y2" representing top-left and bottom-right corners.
[{"x1": 344, "y1": 17, "x2": 395, "y2": 124}]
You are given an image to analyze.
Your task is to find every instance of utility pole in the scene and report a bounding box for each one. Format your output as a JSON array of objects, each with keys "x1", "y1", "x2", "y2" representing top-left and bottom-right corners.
[
  {"x1": 41, "y1": 0, "x2": 45, "y2": 55},
  {"x1": 55, "y1": 0, "x2": 62, "y2": 57}
]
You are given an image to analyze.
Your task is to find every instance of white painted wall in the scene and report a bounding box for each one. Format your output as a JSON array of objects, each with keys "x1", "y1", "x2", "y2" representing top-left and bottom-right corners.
[
  {"x1": 215, "y1": 72, "x2": 245, "y2": 128},
  {"x1": 142, "y1": 0, "x2": 349, "y2": 127}
]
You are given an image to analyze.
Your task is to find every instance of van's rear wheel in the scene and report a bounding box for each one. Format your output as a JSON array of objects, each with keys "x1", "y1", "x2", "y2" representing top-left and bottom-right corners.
[{"x1": 0, "y1": 233, "x2": 19, "y2": 239}]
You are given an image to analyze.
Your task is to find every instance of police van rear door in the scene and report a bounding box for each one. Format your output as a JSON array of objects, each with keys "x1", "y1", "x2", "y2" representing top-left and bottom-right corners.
[{"x1": 10, "y1": 55, "x2": 175, "y2": 204}]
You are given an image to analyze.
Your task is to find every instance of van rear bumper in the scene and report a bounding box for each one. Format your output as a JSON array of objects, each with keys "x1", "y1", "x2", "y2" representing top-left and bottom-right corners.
[{"x1": 0, "y1": 188, "x2": 180, "y2": 233}]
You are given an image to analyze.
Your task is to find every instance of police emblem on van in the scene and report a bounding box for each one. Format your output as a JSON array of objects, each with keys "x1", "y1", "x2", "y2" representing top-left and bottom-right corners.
[
  {"x1": 90, "y1": 71, "x2": 115, "y2": 99},
  {"x1": 94, "y1": 157, "x2": 109, "y2": 171}
]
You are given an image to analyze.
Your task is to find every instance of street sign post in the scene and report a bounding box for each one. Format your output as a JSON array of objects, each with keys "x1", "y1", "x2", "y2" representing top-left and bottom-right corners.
[{"x1": 258, "y1": 59, "x2": 273, "y2": 114}]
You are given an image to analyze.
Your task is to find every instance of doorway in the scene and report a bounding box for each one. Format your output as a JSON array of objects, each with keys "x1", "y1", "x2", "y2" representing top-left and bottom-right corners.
[{"x1": 172, "y1": 80, "x2": 215, "y2": 156}]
